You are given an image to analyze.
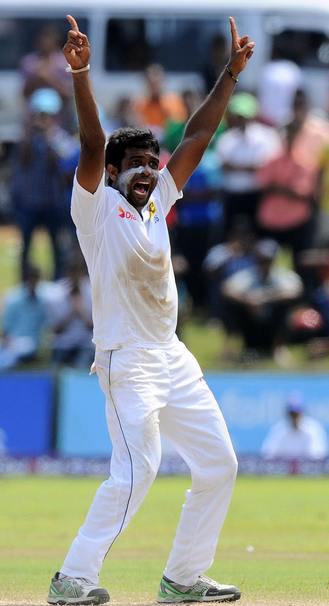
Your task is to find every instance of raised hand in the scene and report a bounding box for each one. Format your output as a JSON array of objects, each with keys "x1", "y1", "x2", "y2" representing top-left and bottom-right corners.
[
  {"x1": 63, "y1": 15, "x2": 90, "y2": 70},
  {"x1": 228, "y1": 16, "x2": 255, "y2": 76}
]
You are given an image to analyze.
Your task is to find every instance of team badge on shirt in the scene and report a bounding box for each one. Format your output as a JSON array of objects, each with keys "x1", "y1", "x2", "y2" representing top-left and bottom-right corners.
[{"x1": 148, "y1": 200, "x2": 159, "y2": 222}]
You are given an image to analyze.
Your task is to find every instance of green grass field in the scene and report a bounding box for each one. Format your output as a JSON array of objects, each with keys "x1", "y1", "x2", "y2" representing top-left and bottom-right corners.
[{"x1": 1, "y1": 476, "x2": 329, "y2": 606}]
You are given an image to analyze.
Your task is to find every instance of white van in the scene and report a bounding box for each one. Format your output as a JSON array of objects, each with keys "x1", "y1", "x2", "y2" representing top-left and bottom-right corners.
[{"x1": 1, "y1": 0, "x2": 329, "y2": 142}]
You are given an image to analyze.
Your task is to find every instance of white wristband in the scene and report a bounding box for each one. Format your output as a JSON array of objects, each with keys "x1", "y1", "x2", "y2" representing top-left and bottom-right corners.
[{"x1": 66, "y1": 63, "x2": 90, "y2": 74}]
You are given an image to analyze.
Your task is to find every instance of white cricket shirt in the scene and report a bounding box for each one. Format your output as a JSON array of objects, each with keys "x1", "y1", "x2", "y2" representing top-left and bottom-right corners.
[{"x1": 71, "y1": 167, "x2": 182, "y2": 350}]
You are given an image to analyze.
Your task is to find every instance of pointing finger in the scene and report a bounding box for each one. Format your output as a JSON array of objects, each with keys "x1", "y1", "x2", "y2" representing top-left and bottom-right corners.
[
  {"x1": 229, "y1": 16, "x2": 240, "y2": 49},
  {"x1": 66, "y1": 14, "x2": 79, "y2": 32}
]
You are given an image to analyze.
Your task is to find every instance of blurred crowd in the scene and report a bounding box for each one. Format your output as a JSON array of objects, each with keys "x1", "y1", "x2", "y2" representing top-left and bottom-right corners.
[{"x1": 1, "y1": 25, "x2": 329, "y2": 371}]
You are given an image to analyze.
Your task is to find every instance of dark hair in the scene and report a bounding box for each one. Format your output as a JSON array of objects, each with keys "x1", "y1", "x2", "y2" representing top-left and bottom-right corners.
[{"x1": 105, "y1": 127, "x2": 160, "y2": 185}]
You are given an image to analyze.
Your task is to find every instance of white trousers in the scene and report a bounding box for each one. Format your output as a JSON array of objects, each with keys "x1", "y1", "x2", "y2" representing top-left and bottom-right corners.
[{"x1": 61, "y1": 340, "x2": 238, "y2": 586}]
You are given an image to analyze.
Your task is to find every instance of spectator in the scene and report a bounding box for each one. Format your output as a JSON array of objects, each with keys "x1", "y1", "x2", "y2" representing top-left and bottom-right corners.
[
  {"x1": 108, "y1": 96, "x2": 143, "y2": 132},
  {"x1": 11, "y1": 88, "x2": 77, "y2": 280},
  {"x1": 261, "y1": 393, "x2": 328, "y2": 460},
  {"x1": 289, "y1": 89, "x2": 329, "y2": 175},
  {"x1": 256, "y1": 118, "x2": 320, "y2": 283},
  {"x1": 203, "y1": 216, "x2": 256, "y2": 322},
  {"x1": 163, "y1": 90, "x2": 203, "y2": 153},
  {"x1": 134, "y1": 63, "x2": 187, "y2": 138},
  {"x1": 162, "y1": 89, "x2": 225, "y2": 310},
  {"x1": 20, "y1": 24, "x2": 73, "y2": 130},
  {"x1": 216, "y1": 92, "x2": 282, "y2": 234},
  {"x1": 163, "y1": 89, "x2": 227, "y2": 154},
  {"x1": 201, "y1": 33, "x2": 230, "y2": 94},
  {"x1": 287, "y1": 90, "x2": 329, "y2": 253},
  {"x1": 173, "y1": 151, "x2": 223, "y2": 311},
  {"x1": 0, "y1": 265, "x2": 47, "y2": 370},
  {"x1": 299, "y1": 248, "x2": 329, "y2": 357},
  {"x1": 221, "y1": 239, "x2": 303, "y2": 358},
  {"x1": 48, "y1": 258, "x2": 94, "y2": 368},
  {"x1": 258, "y1": 45, "x2": 303, "y2": 127}
]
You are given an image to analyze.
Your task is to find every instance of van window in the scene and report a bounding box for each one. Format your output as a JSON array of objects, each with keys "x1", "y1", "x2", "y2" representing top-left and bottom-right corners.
[
  {"x1": 105, "y1": 17, "x2": 230, "y2": 71},
  {"x1": 271, "y1": 29, "x2": 329, "y2": 68},
  {"x1": 0, "y1": 18, "x2": 88, "y2": 70}
]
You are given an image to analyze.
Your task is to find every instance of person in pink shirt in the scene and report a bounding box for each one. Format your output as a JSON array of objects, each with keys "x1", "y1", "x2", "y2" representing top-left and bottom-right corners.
[
  {"x1": 289, "y1": 89, "x2": 329, "y2": 173},
  {"x1": 257, "y1": 120, "x2": 319, "y2": 282}
]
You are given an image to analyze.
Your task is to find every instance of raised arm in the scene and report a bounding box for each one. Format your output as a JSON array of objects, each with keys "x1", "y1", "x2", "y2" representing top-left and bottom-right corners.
[
  {"x1": 63, "y1": 15, "x2": 106, "y2": 193},
  {"x1": 167, "y1": 17, "x2": 255, "y2": 191}
]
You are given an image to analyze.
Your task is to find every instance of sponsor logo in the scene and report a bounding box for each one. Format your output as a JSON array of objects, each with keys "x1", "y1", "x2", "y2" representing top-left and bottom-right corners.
[{"x1": 118, "y1": 206, "x2": 137, "y2": 221}]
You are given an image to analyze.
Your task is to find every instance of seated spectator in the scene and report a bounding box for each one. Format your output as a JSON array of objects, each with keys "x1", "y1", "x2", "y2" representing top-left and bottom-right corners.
[
  {"x1": 299, "y1": 248, "x2": 329, "y2": 357},
  {"x1": 48, "y1": 258, "x2": 94, "y2": 368},
  {"x1": 203, "y1": 216, "x2": 256, "y2": 321},
  {"x1": 11, "y1": 88, "x2": 77, "y2": 280},
  {"x1": 134, "y1": 63, "x2": 187, "y2": 138},
  {"x1": 261, "y1": 393, "x2": 328, "y2": 460},
  {"x1": 0, "y1": 265, "x2": 47, "y2": 370},
  {"x1": 216, "y1": 92, "x2": 282, "y2": 234},
  {"x1": 221, "y1": 239, "x2": 303, "y2": 358}
]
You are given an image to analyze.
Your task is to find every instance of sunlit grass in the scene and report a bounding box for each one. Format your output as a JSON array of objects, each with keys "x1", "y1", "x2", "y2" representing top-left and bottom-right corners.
[{"x1": 1, "y1": 476, "x2": 328, "y2": 604}]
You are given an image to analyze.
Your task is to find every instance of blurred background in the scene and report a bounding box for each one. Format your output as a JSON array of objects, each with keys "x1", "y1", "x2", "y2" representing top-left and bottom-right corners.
[{"x1": 1, "y1": 0, "x2": 329, "y2": 474}]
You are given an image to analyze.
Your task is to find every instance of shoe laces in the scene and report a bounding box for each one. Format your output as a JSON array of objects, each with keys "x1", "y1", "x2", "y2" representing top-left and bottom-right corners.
[
  {"x1": 59, "y1": 574, "x2": 95, "y2": 586},
  {"x1": 198, "y1": 575, "x2": 221, "y2": 588},
  {"x1": 77, "y1": 578, "x2": 94, "y2": 585}
]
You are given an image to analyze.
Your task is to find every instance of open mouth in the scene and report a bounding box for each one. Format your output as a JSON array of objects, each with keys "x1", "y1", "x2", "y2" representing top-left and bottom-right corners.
[{"x1": 132, "y1": 181, "x2": 150, "y2": 197}]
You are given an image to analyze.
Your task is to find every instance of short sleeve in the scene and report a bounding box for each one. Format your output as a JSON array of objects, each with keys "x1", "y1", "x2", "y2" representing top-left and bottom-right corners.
[
  {"x1": 155, "y1": 166, "x2": 183, "y2": 217},
  {"x1": 70, "y1": 172, "x2": 109, "y2": 235}
]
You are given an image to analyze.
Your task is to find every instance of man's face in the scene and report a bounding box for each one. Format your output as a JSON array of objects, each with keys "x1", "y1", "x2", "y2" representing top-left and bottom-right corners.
[{"x1": 115, "y1": 147, "x2": 160, "y2": 210}]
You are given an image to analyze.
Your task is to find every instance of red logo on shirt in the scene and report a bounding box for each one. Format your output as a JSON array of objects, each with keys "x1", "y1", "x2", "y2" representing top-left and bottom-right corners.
[{"x1": 118, "y1": 206, "x2": 137, "y2": 221}]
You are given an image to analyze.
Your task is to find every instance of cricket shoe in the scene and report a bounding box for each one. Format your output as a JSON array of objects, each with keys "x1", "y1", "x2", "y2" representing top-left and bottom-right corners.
[
  {"x1": 157, "y1": 574, "x2": 241, "y2": 603},
  {"x1": 47, "y1": 572, "x2": 110, "y2": 605}
]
